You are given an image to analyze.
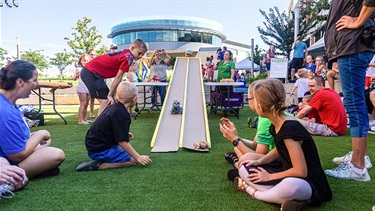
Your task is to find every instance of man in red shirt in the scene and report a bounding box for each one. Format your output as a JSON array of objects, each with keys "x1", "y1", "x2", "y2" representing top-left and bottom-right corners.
[
  {"x1": 81, "y1": 39, "x2": 148, "y2": 115},
  {"x1": 296, "y1": 75, "x2": 347, "y2": 136}
]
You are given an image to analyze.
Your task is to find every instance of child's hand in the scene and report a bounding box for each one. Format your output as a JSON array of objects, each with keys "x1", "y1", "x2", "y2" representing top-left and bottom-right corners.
[
  {"x1": 241, "y1": 159, "x2": 259, "y2": 167},
  {"x1": 219, "y1": 122, "x2": 238, "y2": 142},
  {"x1": 129, "y1": 132, "x2": 134, "y2": 140},
  {"x1": 136, "y1": 155, "x2": 152, "y2": 166},
  {"x1": 248, "y1": 167, "x2": 270, "y2": 183}
]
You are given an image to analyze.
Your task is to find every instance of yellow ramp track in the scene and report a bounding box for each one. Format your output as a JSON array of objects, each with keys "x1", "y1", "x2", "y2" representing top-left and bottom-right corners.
[
  {"x1": 150, "y1": 57, "x2": 210, "y2": 152},
  {"x1": 181, "y1": 58, "x2": 210, "y2": 151}
]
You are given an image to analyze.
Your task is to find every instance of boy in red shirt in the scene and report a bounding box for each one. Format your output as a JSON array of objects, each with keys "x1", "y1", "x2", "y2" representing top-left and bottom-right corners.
[{"x1": 81, "y1": 39, "x2": 148, "y2": 115}]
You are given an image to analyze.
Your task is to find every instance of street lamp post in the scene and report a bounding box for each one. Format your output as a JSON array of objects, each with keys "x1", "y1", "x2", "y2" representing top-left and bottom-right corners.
[{"x1": 294, "y1": 0, "x2": 301, "y2": 38}]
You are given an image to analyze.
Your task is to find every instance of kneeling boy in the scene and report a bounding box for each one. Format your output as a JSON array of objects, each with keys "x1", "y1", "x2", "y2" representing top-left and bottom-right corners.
[{"x1": 76, "y1": 81, "x2": 152, "y2": 171}]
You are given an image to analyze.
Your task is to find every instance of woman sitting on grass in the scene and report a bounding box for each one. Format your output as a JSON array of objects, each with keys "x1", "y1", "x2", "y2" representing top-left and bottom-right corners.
[
  {"x1": 234, "y1": 78, "x2": 332, "y2": 210},
  {"x1": 0, "y1": 60, "x2": 65, "y2": 179}
]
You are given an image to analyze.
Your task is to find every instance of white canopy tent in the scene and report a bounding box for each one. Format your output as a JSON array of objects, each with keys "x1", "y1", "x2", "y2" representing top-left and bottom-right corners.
[{"x1": 235, "y1": 58, "x2": 260, "y2": 71}]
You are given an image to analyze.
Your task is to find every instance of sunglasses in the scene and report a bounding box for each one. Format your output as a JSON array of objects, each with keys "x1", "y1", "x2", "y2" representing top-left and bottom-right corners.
[{"x1": 245, "y1": 97, "x2": 253, "y2": 101}]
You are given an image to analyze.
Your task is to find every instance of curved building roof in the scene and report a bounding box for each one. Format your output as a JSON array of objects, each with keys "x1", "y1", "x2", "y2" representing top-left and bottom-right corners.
[{"x1": 108, "y1": 16, "x2": 226, "y2": 40}]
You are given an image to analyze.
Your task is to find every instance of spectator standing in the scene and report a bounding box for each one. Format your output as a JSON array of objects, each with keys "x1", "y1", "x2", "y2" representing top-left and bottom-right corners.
[
  {"x1": 206, "y1": 56, "x2": 214, "y2": 82},
  {"x1": 72, "y1": 54, "x2": 92, "y2": 125},
  {"x1": 87, "y1": 49, "x2": 97, "y2": 119},
  {"x1": 215, "y1": 50, "x2": 235, "y2": 80},
  {"x1": 324, "y1": 0, "x2": 375, "y2": 181},
  {"x1": 149, "y1": 49, "x2": 171, "y2": 105},
  {"x1": 265, "y1": 45, "x2": 275, "y2": 78},
  {"x1": 290, "y1": 35, "x2": 308, "y2": 81}
]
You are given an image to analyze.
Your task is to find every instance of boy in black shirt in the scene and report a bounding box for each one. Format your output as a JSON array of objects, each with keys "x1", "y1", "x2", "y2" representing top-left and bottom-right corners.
[{"x1": 76, "y1": 81, "x2": 152, "y2": 171}]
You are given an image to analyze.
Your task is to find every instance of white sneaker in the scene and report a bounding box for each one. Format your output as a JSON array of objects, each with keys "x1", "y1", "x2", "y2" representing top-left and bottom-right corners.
[
  {"x1": 332, "y1": 151, "x2": 372, "y2": 169},
  {"x1": 325, "y1": 162, "x2": 371, "y2": 182},
  {"x1": 0, "y1": 183, "x2": 14, "y2": 199},
  {"x1": 369, "y1": 120, "x2": 375, "y2": 127}
]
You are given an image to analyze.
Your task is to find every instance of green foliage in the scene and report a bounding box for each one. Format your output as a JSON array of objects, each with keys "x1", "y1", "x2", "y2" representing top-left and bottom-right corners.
[
  {"x1": 258, "y1": 7, "x2": 294, "y2": 58},
  {"x1": 258, "y1": 0, "x2": 330, "y2": 58},
  {"x1": 249, "y1": 44, "x2": 264, "y2": 64},
  {"x1": 2, "y1": 105, "x2": 374, "y2": 210},
  {"x1": 168, "y1": 56, "x2": 177, "y2": 68},
  {"x1": 50, "y1": 49, "x2": 75, "y2": 81},
  {"x1": 246, "y1": 73, "x2": 268, "y2": 84},
  {"x1": 0, "y1": 47, "x2": 9, "y2": 67},
  {"x1": 64, "y1": 16, "x2": 107, "y2": 58},
  {"x1": 20, "y1": 49, "x2": 50, "y2": 72}
]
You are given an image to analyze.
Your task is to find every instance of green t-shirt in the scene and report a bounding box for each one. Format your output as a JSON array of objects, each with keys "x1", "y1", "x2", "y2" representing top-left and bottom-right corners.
[
  {"x1": 256, "y1": 116, "x2": 275, "y2": 152},
  {"x1": 217, "y1": 60, "x2": 235, "y2": 80}
]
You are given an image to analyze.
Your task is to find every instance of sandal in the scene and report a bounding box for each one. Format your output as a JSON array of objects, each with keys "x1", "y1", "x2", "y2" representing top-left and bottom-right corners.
[
  {"x1": 225, "y1": 152, "x2": 239, "y2": 166},
  {"x1": 234, "y1": 177, "x2": 248, "y2": 192}
]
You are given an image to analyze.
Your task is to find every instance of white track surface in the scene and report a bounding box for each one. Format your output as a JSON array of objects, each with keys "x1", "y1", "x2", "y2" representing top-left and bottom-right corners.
[{"x1": 150, "y1": 57, "x2": 210, "y2": 152}]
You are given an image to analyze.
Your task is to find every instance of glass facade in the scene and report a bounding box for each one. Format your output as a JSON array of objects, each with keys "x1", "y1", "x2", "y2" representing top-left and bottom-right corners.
[
  {"x1": 109, "y1": 17, "x2": 225, "y2": 47},
  {"x1": 113, "y1": 30, "x2": 222, "y2": 46}
]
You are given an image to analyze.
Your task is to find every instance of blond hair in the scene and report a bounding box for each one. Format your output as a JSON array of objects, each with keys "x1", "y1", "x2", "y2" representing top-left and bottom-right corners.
[
  {"x1": 116, "y1": 81, "x2": 138, "y2": 102},
  {"x1": 297, "y1": 68, "x2": 308, "y2": 78},
  {"x1": 77, "y1": 54, "x2": 89, "y2": 68},
  {"x1": 253, "y1": 78, "x2": 286, "y2": 117}
]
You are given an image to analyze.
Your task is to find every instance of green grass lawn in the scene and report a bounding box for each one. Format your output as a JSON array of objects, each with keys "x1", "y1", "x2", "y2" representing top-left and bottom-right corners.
[{"x1": 2, "y1": 105, "x2": 375, "y2": 210}]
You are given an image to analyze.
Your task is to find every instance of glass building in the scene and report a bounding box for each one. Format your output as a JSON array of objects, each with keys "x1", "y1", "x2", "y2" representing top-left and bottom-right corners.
[{"x1": 108, "y1": 16, "x2": 226, "y2": 51}]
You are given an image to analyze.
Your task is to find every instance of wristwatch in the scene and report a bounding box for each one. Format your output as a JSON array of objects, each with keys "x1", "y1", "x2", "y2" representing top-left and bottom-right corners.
[{"x1": 232, "y1": 138, "x2": 241, "y2": 146}]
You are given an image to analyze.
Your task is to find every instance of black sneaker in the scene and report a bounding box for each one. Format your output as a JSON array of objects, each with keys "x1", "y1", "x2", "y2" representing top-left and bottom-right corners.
[
  {"x1": 280, "y1": 200, "x2": 307, "y2": 211},
  {"x1": 76, "y1": 160, "x2": 103, "y2": 171},
  {"x1": 224, "y1": 152, "x2": 239, "y2": 167}
]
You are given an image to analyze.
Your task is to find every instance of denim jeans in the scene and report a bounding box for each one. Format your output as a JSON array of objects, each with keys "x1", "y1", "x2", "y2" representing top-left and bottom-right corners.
[
  {"x1": 151, "y1": 80, "x2": 166, "y2": 105},
  {"x1": 338, "y1": 51, "x2": 374, "y2": 137}
]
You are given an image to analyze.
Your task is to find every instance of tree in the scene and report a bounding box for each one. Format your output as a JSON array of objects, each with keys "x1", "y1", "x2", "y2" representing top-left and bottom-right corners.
[
  {"x1": 249, "y1": 44, "x2": 264, "y2": 65},
  {"x1": 258, "y1": 0, "x2": 330, "y2": 58},
  {"x1": 258, "y1": 7, "x2": 294, "y2": 58},
  {"x1": 64, "y1": 16, "x2": 108, "y2": 58},
  {"x1": 20, "y1": 49, "x2": 50, "y2": 72},
  {"x1": 50, "y1": 49, "x2": 74, "y2": 81},
  {"x1": 0, "y1": 48, "x2": 9, "y2": 67}
]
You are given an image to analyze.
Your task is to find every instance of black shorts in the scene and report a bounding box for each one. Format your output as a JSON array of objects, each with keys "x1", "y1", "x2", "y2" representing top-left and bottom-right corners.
[
  {"x1": 290, "y1": 58, "x2": 304, "y2": 70},
  {"x1": 80, "y1": 67, "x2": 109, "y2": 99}
]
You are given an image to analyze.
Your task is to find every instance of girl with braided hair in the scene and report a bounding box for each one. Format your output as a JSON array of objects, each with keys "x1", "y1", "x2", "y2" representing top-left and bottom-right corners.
[{"x1": 234, "y1": 78, "x2": 331, "y2": 210}]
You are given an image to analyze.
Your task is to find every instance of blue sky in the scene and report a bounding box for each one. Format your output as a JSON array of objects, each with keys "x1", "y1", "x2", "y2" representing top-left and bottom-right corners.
[{"x1": 1, "y1": 0, "x2": 290, "y2": 58}]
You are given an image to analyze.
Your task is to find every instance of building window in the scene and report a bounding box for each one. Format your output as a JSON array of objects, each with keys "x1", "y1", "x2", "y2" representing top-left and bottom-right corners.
[{"x1": 113, "y1": 29, "x2": 222, "y2": 45}]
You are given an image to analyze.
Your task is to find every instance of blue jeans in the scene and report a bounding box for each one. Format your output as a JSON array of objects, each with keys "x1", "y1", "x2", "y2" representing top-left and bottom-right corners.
[
  {"x1": 151, "y1": 80, "x2": 166, "y2": 105},
  {"x1": 338, "y1": 51, "x2": 374, "y2": 137}
]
